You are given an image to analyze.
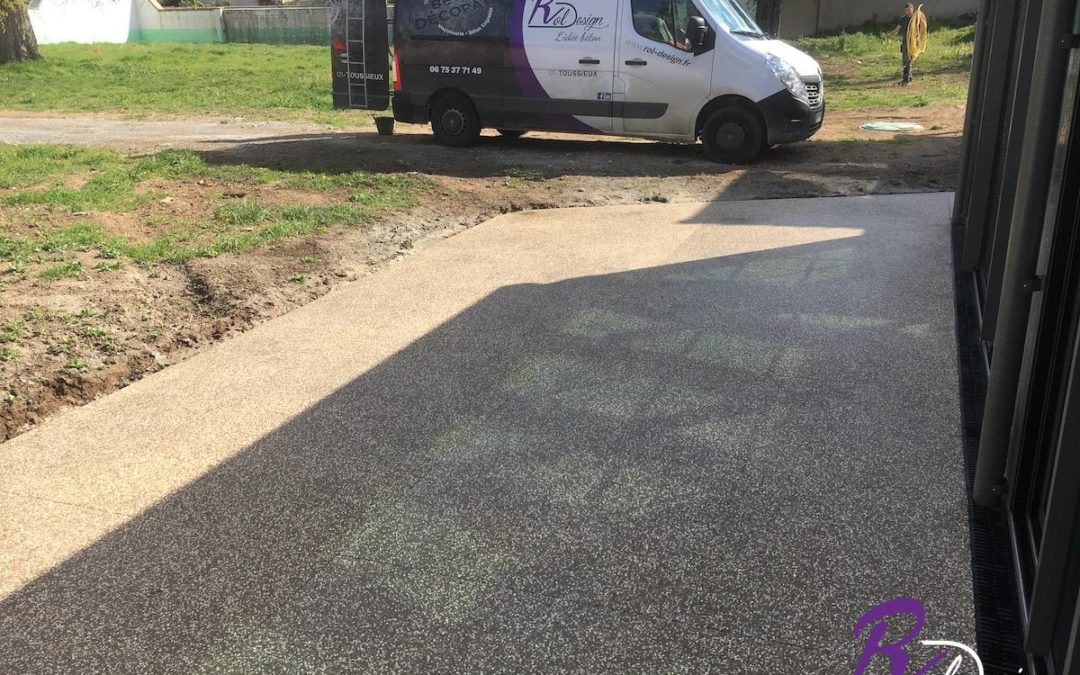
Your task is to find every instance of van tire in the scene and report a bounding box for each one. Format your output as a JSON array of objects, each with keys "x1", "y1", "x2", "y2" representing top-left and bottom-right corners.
[
  {"x1": 431, "y1": 94, "x2": 481, "y2": 147},
  {"x1": 497, "y1": 129, "x2": 527, "y2": 138},
  {"x1": 702, "y1": 106, "x2": 764, "y2": 164}
]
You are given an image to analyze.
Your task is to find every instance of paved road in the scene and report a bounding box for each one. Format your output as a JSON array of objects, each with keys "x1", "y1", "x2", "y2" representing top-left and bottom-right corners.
[{"x1": 0, "y1": 194, "x2": 972, "y2": 673}]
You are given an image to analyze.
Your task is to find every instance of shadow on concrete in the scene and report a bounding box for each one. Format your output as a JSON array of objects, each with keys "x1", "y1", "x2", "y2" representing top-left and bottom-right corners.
[
  {"x1": 0, "y1": 202, "x2": 972, "y2": 672},
  {"x1": 194, "y1": 128, "x2": 961, "y2": 189}
]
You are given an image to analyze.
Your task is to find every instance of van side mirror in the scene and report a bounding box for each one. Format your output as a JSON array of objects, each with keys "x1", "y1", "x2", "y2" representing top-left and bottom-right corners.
[{"x1": 688, "y1": 16, "x2": 709, "y2": 51}]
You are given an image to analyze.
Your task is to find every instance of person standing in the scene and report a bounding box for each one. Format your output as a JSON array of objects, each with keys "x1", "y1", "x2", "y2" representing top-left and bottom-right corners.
[{"x1": 887, "y1": 3, "x2": 917, "y2": 86}]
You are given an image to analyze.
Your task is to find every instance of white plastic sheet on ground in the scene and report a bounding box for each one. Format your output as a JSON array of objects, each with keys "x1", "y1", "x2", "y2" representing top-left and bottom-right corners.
[{"x1": 861, "y1": 121, "x2": 926, "y2": 132}]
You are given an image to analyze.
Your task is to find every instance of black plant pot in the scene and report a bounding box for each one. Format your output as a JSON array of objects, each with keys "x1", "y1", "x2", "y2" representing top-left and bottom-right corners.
[{"x1": 374, "y1": 117, "x2": 395, "y2": 136}]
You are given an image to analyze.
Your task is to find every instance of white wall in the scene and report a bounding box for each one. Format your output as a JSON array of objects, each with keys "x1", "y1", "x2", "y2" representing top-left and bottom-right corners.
[
  {"x1": 29, "y1": 0, "x2": 134, "y2": 44},
  {"x1": 130, "y1": 0, "x2": 225, "y2": 42},
  {"x1": 28, "y1": 0, "x2": 326, "y2": 44}
]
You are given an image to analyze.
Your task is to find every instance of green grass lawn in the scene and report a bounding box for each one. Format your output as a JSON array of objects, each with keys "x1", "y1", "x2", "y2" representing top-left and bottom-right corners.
[
  {"x1": 0, "y1": 144, "x2": 429, "y2": 273},
  {"x1": 0, "y1": 42, "x2": 368, "y2": 125},
  {"x1": 0, "y1": 24, "x2": 973, "y2": 121},
  {"x1": 794, "y1": 18, "x2": 974, "y2": 110}
]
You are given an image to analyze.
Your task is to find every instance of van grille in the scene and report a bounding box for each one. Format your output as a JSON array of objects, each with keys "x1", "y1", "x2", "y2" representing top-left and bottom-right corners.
[{"x1": 806, "y1": 82, "x2": 823, "y2": 108}]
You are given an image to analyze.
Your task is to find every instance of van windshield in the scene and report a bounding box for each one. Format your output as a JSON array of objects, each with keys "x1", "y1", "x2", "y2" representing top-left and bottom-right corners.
[{"x1": 697, "y1": 0, "x2": 766, "y2": 36}]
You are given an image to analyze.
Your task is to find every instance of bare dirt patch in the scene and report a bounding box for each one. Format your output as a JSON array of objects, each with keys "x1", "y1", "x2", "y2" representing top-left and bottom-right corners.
[{"x1": 0, "y1": 106, "x2": 962, "y2": 440}]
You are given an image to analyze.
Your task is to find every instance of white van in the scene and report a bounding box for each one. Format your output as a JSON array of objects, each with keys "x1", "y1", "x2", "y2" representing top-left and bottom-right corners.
[{"x1": 331, "y1": 0, "x2": 824, "y2": 162}]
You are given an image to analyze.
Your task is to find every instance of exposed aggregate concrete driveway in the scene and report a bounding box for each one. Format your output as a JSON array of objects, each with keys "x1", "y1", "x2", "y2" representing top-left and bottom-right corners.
[
  {"x1": 0, "y1": 194, "x2": 973, "y2": 673},
  {"x1": 0, "y1": 111, "x2": 965, "y2": 441}
]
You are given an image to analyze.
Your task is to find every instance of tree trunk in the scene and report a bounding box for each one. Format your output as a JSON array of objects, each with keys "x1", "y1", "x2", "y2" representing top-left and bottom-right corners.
[
  {"x1": 756, "y1": 0, "x2": 783, "y2": 37},
  {"x1": 0, "y1": 3, "x2": 42, "y2": 64}
]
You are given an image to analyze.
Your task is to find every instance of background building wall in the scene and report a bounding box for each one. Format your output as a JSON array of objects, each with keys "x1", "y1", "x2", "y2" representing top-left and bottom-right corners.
[
  {"x1": 778, "y1": 0, "x2": 819, "y2": 39},
  {"x1": 29, "y1": 0, "x2": 976, "y2": 45},
  {"x1": 221, "y1": 7, "x2": 328, "y2": 44},
  {"x1": 779, "y1": 0, "x2": 978, "y2": 37},
  {"x1": 28, "y1": 0, "x2": 329, "y2": 44},
  {"x1": 129, "y1": 0, "x2": 225, "y2": 42},
  {"x1": 737, "y1": 0, "x2": 759, "y2": 20}
]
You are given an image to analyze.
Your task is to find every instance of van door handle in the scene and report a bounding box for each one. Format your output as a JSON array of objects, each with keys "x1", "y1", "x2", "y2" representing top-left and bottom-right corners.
[
  {"x1": 579, "y1": 58, "x2": 601, "y2": 65},
  {"x1": 625, "y1": 59, "x2": 648, "y2": 66}
]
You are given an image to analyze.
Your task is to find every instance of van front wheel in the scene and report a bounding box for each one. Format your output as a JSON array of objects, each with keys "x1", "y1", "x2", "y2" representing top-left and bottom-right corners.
[
  {"x1": 702, "y1": 106, "x2": 764, "y2": 164},
  {"x1": 431, "y1": 94, "x2": 481, "y2": 147}
]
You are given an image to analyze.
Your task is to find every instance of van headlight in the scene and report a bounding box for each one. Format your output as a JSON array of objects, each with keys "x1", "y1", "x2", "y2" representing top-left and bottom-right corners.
[{"x1": 766, "y1": 53, "x2": 809, "y2": 103}]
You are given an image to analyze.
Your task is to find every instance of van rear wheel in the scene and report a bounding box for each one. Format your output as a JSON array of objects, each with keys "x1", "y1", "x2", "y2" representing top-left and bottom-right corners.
[
  {"x1": 702, "y1": 106, "x2": 764, "y2": 164},
  {"x1": 497, "y1": 129, "x2": 527, "y2": 138},
  {"x1": 431, "y1": 94, "x2": 481, "y2": 147}
]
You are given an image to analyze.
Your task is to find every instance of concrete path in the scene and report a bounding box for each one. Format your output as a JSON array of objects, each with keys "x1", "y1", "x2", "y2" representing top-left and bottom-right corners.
[
  {"x1": 0, "y1": 113, "x2": 328, "y2": 150},
  {"x1": 0, "y1": 194, "x2": 972, "y2": 673}
]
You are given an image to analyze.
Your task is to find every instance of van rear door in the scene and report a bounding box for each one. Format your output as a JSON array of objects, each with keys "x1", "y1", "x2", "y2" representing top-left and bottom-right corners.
[{"x1": 330, "y1": 0, "x2": 390, "y2": 111}]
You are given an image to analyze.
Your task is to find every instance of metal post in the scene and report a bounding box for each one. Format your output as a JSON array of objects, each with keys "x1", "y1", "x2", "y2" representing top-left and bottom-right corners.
[
  {"x1": 974, "y1": 0, "x2": 1074, "y2": 507},
  {"x1": 960, "y1": 0, "x2": 1025, "y2": 273},
  {"x1": 1026, "y1": 267, "x2": 1080, "y2": 655},
  {"x1": 953, "y1": 0, "x2": 995, "y2": 236},
  {"x1": 981, "y1": 0, "x2": 1047, "y2": 342}
]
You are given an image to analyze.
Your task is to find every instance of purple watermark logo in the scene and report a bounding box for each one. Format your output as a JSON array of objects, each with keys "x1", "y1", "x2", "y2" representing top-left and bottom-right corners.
[{"x1": 854, "y1": 597, "x2": 984, "y2": 675}]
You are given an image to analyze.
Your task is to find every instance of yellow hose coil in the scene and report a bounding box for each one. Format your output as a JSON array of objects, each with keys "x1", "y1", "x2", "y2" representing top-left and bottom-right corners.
[{"x1": 906, "y1": 5, "x2": 928, "y2": 60}]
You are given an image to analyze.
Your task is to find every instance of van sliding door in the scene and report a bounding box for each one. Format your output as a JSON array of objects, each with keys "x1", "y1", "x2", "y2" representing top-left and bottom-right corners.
[{"x1": 330, "y1": 0, "x2": 390, "y2": 111}]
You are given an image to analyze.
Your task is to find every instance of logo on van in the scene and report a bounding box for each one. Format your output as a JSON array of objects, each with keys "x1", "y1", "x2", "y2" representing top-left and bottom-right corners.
[
  {"x1": 414, "y1": 0, "x2": 495, "y2": 36},
  {"x1": 854, "y1": 598, "x2": 984, "y2": 675},
  {"x1": 527, "y1": 0, "x2": 608, "y2": 29}
]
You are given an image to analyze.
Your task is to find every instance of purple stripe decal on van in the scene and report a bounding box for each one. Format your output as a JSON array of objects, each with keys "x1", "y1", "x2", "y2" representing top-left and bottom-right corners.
[
  {"x1": 509, "y1": 0, "x2": 545, "y2": 98},
  {"x1": 508, "y1": 0, "x2": 596, "y2": 133}
]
